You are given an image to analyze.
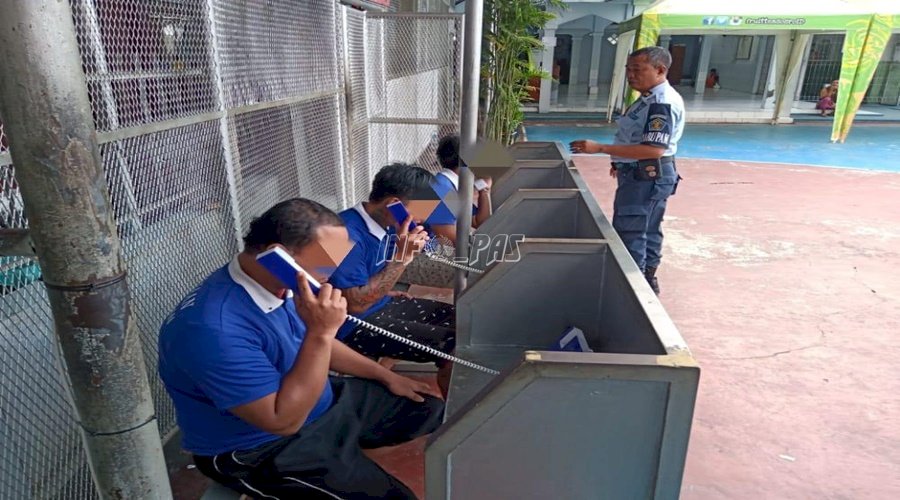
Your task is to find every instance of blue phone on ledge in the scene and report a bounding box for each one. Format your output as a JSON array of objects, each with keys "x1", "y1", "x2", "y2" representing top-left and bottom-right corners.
[{"x1": 256, "y1": 247, "x2": 321, "y2": 295}]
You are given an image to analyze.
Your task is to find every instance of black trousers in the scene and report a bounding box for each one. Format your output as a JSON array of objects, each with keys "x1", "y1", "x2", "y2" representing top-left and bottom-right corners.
[
  {"x1": 194, "y1": 377, "x2": 444, "y2": 499},
  {"x1": 343, "y1": 297, "x2": 456, "y2": 365}
]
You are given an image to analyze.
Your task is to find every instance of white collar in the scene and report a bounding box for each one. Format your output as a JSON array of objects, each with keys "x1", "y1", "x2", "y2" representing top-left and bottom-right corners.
[
  {"x1": 439, "y1": 168, "x2": 460, "y2": 190},
  {"x1": 353, "y1": 202, "x2": 387, "y2": 240},
  {"x1": 643, "y1": 81, "x2": 669, "y2": 100},
  {"x1": 228, "y1": 256, "x2": 292, "y2": 313}
]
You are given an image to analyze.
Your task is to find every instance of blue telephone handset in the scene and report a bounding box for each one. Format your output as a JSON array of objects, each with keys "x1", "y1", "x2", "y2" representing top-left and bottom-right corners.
[
  {"x1": 386, "y1": 200, "x2": 418, "y2": 232},
  {"x1": 254, "y1": 247, "x2": 499, "y2": 375},
  {"x1": 256, "y1": 246, "x2": 321, "y2": 295},
  {"x1": 384, "y1": 200, "x2": 488, "y2": 273}
]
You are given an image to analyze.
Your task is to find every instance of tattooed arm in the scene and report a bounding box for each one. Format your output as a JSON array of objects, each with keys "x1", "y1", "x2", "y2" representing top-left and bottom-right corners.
[
  {"x1": 343, "y1": 261, "x2": 408, "y2": 314},
  {"x1": 342, "y1": 221, "x2": 428, "y2": 314}
]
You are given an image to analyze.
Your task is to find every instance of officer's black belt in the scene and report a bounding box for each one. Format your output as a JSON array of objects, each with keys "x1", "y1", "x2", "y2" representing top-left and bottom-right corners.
[{"x1": 612, "y1": 156, "x2": 675, "y2": 169}]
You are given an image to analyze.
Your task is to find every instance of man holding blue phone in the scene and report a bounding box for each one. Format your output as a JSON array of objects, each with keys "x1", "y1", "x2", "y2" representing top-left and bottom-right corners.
[
  {"x1": 329, "y1": 163, "x2": 458, "y2": 395},
  {"x1": 398, "y1": 134, "x2": 493, "y2": 289},
  {"x1": 158, "y1": 198, "x2": 444, "y2": 499},
  {"x1": 427, "y1": 134, "x2": 493, "y2": 243}
]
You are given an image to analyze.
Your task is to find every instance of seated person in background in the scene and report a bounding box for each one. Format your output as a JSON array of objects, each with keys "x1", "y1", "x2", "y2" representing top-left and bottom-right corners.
[
  {"x1": 705, "y1": 68, "x2": 720, "y2": 89},
  {"x1": 158, "y1": 198, "x2": 443, "y2": 499},
  {"x1": 427, "y1": 134, "x2": 493, "y2": 244},
  {"x1": 398, "y1": 135, "x2": 493, "y2": 289},
  {"x1": 328, "y1": 163, "x2": 457, "y2": 394},
  {"x1": 816, "y1": 80, "x2": 838, "y2": 116}
]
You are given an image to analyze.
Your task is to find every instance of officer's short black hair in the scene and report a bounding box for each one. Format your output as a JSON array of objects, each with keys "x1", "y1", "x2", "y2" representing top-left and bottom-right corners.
[
  {"x1": 243, "y1": 198, "x2": 344, "y2": 253},
  {"x1": 630, "y1": 46, "x2": 672, "y2": 71},
  {"x1": 436, "y1": 135, "x2": 460, "y2": 170},
  {"x1": 369, "y1": 162, "x2": 435, "y2": 203}
]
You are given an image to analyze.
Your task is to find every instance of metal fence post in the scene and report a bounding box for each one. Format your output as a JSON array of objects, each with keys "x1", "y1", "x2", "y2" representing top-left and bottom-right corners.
[
  {"x1": 0, "y1": 1, "x2": 172, "y2": 498},
  {"x1": 454, "y1": 0, "x2": 483, "y2": 298}
]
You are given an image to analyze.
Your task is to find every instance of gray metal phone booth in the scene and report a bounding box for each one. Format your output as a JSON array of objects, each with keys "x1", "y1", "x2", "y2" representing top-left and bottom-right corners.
[{"x1": 424, "y1": 142, "x2": 700, "y2": 500}]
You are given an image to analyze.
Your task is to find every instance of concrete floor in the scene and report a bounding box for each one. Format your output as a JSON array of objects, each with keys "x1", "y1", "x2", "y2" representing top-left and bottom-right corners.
[
  {"x1": 576, "y1": 156, "x2": 900, "y2": 499},
  {"x1": 177, "y1": 156, "x2": 900, "y2": 499}
]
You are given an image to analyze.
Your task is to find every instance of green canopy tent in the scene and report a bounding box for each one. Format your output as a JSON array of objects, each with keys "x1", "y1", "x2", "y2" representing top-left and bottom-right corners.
[{"x1": 610, "y1": 0, "x2": 898, "y2": 142}]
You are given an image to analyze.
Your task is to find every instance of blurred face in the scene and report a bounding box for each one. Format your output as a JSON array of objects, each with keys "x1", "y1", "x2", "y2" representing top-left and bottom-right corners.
[
  {"x1": 626, "y1": 54, "x2": 667, "y2": 93},
  {"x1": 289, "y1": 224, "x2": 354, "y2": 284},
  {"x1": 832, "y1": 80, "x2": 839, "y2": 88}
]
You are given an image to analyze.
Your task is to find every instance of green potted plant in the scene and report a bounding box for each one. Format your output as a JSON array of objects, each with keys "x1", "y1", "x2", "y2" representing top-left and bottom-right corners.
[{"x1": 480, "y1": 0, "x2": 564, "y2": 145}]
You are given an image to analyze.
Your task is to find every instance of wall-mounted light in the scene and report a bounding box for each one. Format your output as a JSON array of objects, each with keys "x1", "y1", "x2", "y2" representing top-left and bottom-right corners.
[{"x1": 607, "y1": 34, "x2": 618, "y2": 45}]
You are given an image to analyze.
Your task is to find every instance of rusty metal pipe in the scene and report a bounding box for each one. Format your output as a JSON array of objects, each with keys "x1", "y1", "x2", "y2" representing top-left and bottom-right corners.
[{"x1": 0, "y1": 1, "x2": 171, "y2": 498}]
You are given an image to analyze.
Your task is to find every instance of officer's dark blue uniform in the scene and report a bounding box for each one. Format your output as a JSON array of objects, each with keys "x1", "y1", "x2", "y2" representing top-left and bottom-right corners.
[{"x1": 610, "y1": 80, "x2": 684, "y2": 283}]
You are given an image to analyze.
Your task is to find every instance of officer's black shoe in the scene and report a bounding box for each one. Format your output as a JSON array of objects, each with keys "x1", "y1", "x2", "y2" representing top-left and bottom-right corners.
[{"x1": 644, "y1": 266, "x2": 660, "y2": 295}]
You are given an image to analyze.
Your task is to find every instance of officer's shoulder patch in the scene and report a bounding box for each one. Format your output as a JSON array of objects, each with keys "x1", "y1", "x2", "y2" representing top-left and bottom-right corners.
[{"x1": 648, "y1": 117, "x2": 665, "y2": 131}]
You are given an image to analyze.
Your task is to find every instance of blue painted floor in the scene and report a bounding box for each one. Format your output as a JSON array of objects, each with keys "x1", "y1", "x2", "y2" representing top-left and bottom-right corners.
[{"x1": 525, "y1": 124, "x2": 900, "y2": 173}]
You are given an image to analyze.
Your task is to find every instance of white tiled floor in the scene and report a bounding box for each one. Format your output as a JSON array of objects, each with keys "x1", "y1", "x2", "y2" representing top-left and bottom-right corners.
[
  {"x1": 546, "y1": 84, "x2": 776, "y2": 122},
  {"x1": 553, "y1": 83, "x2": 611, "y2": 111}
]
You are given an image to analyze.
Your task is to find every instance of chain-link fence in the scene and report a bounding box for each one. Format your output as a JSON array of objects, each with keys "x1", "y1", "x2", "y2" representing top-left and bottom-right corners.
[
  {"x1": 0, "y1": 2, "x2": 461, "y2": 498},
  {"x1": 367, "y1": 13, "x2": 462, "y2": 173}
]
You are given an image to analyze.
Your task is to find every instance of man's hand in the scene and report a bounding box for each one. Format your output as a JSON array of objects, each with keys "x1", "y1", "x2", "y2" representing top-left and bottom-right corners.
[
  {"x1": 387, "y1": 290, "x2": 413, "y2": 299},
  {"x1": 569, "y1": 140, "x2": 606, "y2": 154},
  {"x1": 394, "y1": 215, "x2": 429, "y2": 266},
  {"x1": 477, "y1": 176, "x2": 493, "y2": 190},
  {"x1": 383, "y1": 372, "x2": 442, "y2": 402},
  {"x1": 295, "y1": 273, "x2": 347, "y2": 337}
]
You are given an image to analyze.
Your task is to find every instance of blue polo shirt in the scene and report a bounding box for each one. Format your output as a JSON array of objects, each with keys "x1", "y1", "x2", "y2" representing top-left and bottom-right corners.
[
  {"x1": 425, "y1": 169, "x2": 478, "y2": 227},
  {"x1": 328, "y1": 204, "x2": 394, "y2": 338},
  {"x1": 158, "y1": 258, "x2": 334, "y2": 456}
]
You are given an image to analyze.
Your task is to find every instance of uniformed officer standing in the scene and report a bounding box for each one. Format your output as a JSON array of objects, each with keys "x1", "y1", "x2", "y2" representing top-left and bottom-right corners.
[{"x1": 570, "y1": 46, "x2": 684, "y2": 295}]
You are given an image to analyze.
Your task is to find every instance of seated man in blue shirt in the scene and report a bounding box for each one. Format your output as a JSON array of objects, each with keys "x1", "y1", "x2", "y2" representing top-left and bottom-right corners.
[
  {"x1": 328, "y1": 163, "x2": 457, "y2": 395},
  {"x1": 427, "y1": 134, "x2": 493, "y2": 244},
  {"x1": 159, "y1": 198, "x2": 444, "y2": 499},
  {"x1": 398, "y1": 135, "x2": 493, "y2": 289}
]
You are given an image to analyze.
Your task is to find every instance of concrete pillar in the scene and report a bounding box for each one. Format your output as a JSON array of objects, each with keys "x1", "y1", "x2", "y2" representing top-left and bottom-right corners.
[
  {"x1": 569, "y1": 35, "x2": 583, "y2": 88},
  {"x1": 764, "y1": 32, "x2": 792, "y2": 110},
  {"x1": 588, "y1": 31, "x2": 605, "y2": 96},
  {"x1": 751, "y1": 36, "x2": 769, "y2": 95},
  {"x1": 539, "y1": 28, "x2": 557, "y2": 113},
  {"x1": 775, "y1": 33, "x2": 811, "y2": 122},
  {"x1": 694, "y1": 35, "x2": 713, "y2": 95}
]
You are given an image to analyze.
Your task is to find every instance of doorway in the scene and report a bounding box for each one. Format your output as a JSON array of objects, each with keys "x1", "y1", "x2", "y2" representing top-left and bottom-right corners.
[{"x1": 669, "y1": 43, "x2": 687, "y2": 85}]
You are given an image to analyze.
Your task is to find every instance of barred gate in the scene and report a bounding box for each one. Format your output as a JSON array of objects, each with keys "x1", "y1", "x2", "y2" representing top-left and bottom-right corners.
[{"x1": 0, "y1": 2, "x2": 461, "y2": 498}]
